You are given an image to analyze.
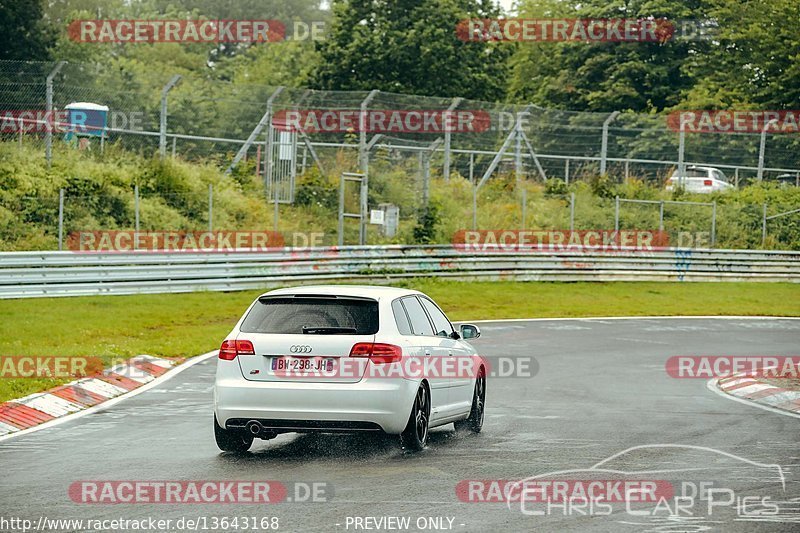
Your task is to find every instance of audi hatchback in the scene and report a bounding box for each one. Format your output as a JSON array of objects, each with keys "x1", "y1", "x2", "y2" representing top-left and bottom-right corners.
[{"x1": 213, "y1": 285, "x2": 486, "y2": 452}]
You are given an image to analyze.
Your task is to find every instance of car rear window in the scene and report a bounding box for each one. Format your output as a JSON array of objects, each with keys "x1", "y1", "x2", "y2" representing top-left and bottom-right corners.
[
  {"x1": 672, "y1": 169, "x2": 708, "y2": 178},
  {"x1": 240, "y1": 296, "x2": 379, "y2": 335}
]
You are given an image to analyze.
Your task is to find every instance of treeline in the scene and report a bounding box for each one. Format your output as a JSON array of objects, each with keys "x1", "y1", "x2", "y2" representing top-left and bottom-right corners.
[{"x1": 3, "y1": 0, "x2": 798, "y2": 113}]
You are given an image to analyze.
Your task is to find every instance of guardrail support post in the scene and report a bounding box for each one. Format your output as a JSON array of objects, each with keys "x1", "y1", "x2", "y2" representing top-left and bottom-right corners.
[
  {"x1": 600, "y1": 111, "x2": 619, "y2": 175},
  {"x1": 159, "y1": 75, "x2": 182, "y2": 158},
  {"x1": 614, "y1": 195, "x2": 620, "y2": 232},
  {"x1": 46, "y1": 61, "x2": 66, "y2": 168},
  {"x1": 58, "y1": 189, "x2": 64, "y2": 251},
  {"x1": 711, "y1": 201, "x2": 716, "y2": 247}
]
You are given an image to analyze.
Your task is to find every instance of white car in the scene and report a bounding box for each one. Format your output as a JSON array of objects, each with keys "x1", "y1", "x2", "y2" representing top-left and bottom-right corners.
[
  {"x1": 213, "y1": 285, "x2": 486, "y2": 452},
  {"x1": 665, "y1": 165, "x2": 734, "y2": 193}
]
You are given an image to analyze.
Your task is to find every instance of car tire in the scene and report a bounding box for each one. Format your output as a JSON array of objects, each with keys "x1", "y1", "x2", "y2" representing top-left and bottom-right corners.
[
  {"x1": 401, "y1": 383, "x2": 430, "y2": 452},
  {"x1": 454, "y1": 369, "x2": 485, "y2": 434},
  {"x1": 214, "y1": 416, "x2": 254, "y2": 452}
]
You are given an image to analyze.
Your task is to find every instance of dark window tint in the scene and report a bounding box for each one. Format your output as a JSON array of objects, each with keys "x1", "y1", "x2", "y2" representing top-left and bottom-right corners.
[
  {"x1": 421, "y1": 297, "x2": 453, "y2": 337},
  {"x1": 240, "y1": 297, "x2": 378, "y2": 335},
  {"x1": 392, "y1": 299, "x2": 412, "y2": 335},
  {"x1": 402, "y1": 297, "x2": 434, "y2": 336}
]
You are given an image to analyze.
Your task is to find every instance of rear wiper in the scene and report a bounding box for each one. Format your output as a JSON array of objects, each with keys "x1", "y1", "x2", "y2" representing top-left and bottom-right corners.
[{"x1": 302, "y1": 326, "x2": 358, "y2": 334}]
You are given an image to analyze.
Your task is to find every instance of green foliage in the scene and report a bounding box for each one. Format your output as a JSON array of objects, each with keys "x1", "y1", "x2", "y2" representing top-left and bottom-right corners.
[
  {"x1": 310, "y1": 0, "x2": 512, "y2": 100},
  {"x1": 544, "y1": 178, "x2": 569, "y2": 196},
  {"x1": 294, "y1": 169, "x2": 338, "y2": 210},
  {"x1": 412, "y1": 202, "x2": 441, "y2": 244},
  {"x1": 0, "y1": 0, "x2": 55, "y2": 60}
]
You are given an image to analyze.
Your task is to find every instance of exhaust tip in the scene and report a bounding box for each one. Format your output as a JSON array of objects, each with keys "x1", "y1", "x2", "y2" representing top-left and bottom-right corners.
[{"x1": 247, "y1": 420, "x2": 263, "y2": 436}]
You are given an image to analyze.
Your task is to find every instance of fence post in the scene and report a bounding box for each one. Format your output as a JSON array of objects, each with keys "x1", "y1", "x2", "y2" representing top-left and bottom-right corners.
[
  {"x1": 358, "y1": 90, "x2": 379, "y2": 172},
  {"x1": 761, "y1": 203, "x2": 767, "y2": 247},
  {"x1": 521, "y1": 186, "x2": 527, "y2": 228},
  {"x1": 58, "y1": 189, "x2": 64, "y2": 251},
  {"x1": 711, "y1": 201, "x2": 716, "y2": 248},
  {"x1": 18, "y1": 117, "x2": 23, "y2": 149},
  {"x1": 45, "y1": 61, "x2": 66, "y2": 168},
  {"x1": 358, "y1": 90, "x2": 379, "y2": 246},
  {"x1": 614, "y1": 195, "x2": 620, "y2": 232},
  {"x1": 514, "y1": 116, "x2": 523, "y2": 188},
  {"x1": 569, "y1": 192, "x2": 575, "y2": 232},
  {"x1": 565, "y1": 159, "x2": 570, "y2": 184},
  {"x1": 159, "y1": 75, "x2": 182, "y2": 158},
  {"x1": 600, "y1": 111, "x2": 619, "y2": 175},
  {"x1": 734, "y1": 168, "x2": 739, "y2": 188},
  {"x1": 443, "y1": 97, "x2": 462, "y2": 182},
  {"x1": 134, "y1": 185, "x2": 140, "y2": 234},
  {"x1": 470, "y1": 153, "x2": 477, "y2": 230},
  {"x1": 624, "y1": 159, "x2": 629, "y2": 183},
  {"x1": 677, "y1": 129, "x2": 685, "y2": 185},
  {"x1": 659, "y1": 201, "x2": 664, "y2": 231},
  {"x1": 208, "y1": 184, "x2": 213, "y2": 232},
  {"x1": 757, "y1": 119, "x2": 778, "y2": 181}
]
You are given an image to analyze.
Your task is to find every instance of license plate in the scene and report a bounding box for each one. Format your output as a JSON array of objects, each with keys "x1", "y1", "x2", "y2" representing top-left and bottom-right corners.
[{"x1": 270, "y1": 357, "x2": 334, "y2": 372}]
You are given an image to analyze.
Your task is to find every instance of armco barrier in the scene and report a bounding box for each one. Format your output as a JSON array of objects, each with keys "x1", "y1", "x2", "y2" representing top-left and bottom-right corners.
[{"x1": 0, "y1": 246, "x2": 798, "y2": 298}]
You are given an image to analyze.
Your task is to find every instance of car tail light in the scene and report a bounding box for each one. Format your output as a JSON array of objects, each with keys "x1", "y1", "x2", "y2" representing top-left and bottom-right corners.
[
  {"x1": 218, "y1": 339, "x2": 255, "y2": 360},
  {"x1": 349, "y1": 342, "x2": 402, "y2": 364},
  {"x1": 703, "y1": 179, "x2": 713, "y2": 186}
]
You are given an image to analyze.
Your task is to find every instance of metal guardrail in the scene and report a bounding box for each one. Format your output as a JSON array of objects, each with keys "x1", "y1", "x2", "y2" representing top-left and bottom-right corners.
[{"x1": 0, "y1": 246, "x2": 798, "y2": 299}]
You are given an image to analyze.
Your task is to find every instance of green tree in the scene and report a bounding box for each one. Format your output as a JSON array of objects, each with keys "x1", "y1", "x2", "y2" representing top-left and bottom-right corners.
[
  {"x1": 508, "y1": 0, "x2": 713, "y2": 112},
  {"x1": 310, "y1": 0, "x2": 511, "y2": 100},
  {"x1": 681, "y1": 0, "x2": 800, "y2": 109},
  {"x1": 0, "y1": 0, "x2": 56, "y2": 60}
]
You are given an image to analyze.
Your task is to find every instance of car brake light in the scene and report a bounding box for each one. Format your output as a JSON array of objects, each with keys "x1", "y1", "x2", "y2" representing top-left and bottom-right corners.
[
  {"x1": 349, "y1": 342, "x2": 402, "y2": 364},
  {"x1": 703, "y1": 179, "x2": 713, "y2": 186},
  {"x1": 218, "y1": 339, "x2": 255, "y2": 360}
]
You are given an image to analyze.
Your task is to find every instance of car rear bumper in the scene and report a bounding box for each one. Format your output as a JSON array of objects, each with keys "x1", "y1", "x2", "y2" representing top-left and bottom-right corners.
[{"x1": 214, "y1": 377, "x2": 418, "y2": 435}]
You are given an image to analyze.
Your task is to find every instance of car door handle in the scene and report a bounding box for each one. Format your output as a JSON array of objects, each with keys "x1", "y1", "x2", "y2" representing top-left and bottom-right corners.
[{"x1": 424, "y1": 350, "x2": 431, "y2": 356}]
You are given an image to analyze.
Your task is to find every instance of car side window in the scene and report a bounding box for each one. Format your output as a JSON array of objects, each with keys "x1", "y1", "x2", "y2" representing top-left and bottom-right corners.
[
  {"x1": 391, "y1": 299, "x2": 413, "y2": 335},
  {"x1": 401, "y1": 296, "x2": 435, "y2": 336},
  {"x1": 420, "y1": 297, "x2": 454, "y2": 337}
]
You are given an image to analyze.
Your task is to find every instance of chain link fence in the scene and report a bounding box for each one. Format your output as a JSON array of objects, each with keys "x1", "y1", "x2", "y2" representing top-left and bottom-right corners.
[{"x1": 1, "y1": 59, "x2": 798, "y2": 251}]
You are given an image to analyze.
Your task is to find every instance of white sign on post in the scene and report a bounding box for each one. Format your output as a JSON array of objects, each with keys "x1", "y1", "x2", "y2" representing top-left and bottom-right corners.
[{"x1": 369, "y1": 209, "x2": 385, "y2": 225}]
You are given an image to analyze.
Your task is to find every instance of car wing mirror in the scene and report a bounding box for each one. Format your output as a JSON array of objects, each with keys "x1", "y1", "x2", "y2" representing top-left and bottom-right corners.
[{"x1": 459, "y1": 323, "x2": 481, "y2": 340}]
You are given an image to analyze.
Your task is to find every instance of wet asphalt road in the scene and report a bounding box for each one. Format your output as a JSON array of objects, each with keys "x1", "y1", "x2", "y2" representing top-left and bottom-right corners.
[{"x1": 0, "y1": 318, "x2": 798, "y2": 533}]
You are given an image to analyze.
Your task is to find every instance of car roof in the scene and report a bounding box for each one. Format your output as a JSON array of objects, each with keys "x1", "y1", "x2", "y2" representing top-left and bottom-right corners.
[{"x1": 258, "y1": 285, "x2": 423, "y2": 300}]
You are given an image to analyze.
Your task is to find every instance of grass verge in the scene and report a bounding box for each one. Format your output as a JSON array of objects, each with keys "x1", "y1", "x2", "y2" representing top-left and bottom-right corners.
[{"x1": 1, "y1": 281, "x2": 798, "y2": 402}]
